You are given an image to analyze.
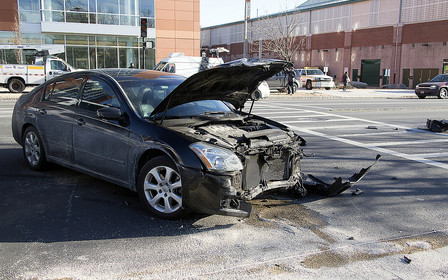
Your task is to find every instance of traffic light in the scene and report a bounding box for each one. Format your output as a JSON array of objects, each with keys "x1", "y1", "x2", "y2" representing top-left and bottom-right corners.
[{"x1": 141, "y1": 18, "x2": 147, "y2": 38}]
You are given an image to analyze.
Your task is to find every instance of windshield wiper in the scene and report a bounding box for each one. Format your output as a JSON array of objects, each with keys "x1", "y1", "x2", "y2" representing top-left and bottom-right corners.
[{"x1": 203, "y1": 111, "x2": 233, "y2": 115}]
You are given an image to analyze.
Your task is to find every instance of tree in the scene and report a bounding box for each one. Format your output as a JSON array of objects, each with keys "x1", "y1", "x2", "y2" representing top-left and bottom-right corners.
[
  {"x1": 248, "y1": 9, "x2": 307, "y2": 63},
  {"x1": 9, "y1": 13, "x2": 23, "y2": 64}
]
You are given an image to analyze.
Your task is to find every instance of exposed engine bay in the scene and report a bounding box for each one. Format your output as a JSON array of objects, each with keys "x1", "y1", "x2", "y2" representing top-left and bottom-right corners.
[{"x1": 163, "y1": 113, "x2": 381, "y2": 202}]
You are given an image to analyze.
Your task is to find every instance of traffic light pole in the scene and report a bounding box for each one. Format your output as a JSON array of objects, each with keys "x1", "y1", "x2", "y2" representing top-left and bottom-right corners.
[
  {"x1": 142, "y1": 41, "x2": 146, "y2": 69},
  {"x1": 141, "y1": 18, "x2": 148, "y2": 69}
]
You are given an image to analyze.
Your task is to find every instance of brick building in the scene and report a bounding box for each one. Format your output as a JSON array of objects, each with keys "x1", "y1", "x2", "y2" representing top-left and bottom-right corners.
[
  {"x1": 201, "y1": 0, "x2": 448, "y2": 88},
  {"x1": 0, "y1": 0, "x2": 200, "y2": 69}
]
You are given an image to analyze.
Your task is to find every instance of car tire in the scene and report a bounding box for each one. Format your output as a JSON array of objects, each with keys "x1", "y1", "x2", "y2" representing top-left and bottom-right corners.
[
  {"x1": 23, "y1": 126, "x2": 47, "y2": 171},
  {"x1": 294, "y1": 82, "x2": 299, "y2": 92},
  {"x1": 438, "y1": 88, "x2": 447, "y2": 99},
  {"x1": 325, "y1": 87, "x2": 331, "y2": 90},
  {"x1": 417, "y1": 95, "x2": 426, "y2": 99},
  {"x1": 306, "y1": 80, "x2": 312, "y2": 90},
  {"x1": 137, "y1": 156, "x2": 186, "y2": 219},
  {"x1": 251, "y1": 90, "x2": 261, "y2": 101},
  {"x1": 8, "y1": 78, "x2": 26, "y2": 93}
]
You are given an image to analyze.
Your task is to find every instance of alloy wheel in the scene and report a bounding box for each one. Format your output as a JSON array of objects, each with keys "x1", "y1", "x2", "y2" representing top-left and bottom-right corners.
[{"x1": 143, "y1": 165, "x2": 182, "y2": 214}]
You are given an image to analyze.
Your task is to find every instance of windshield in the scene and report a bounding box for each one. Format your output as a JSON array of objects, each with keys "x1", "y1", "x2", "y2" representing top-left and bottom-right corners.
[
  {"x1": 430, "y1": 75, "x2": 448, "y2": 82},
  {"x1": 153, "y1": 62, "x2": 167, "y2": 71},
  {"x1": 116, "y1": 76, "x2": 185, "y2": 118},
  {"x1": 151, "y1": 100, "x2": 234, "y2": 120},
  {"x1": 307, "y1": 69, "x2": 324, "y2": 75}
]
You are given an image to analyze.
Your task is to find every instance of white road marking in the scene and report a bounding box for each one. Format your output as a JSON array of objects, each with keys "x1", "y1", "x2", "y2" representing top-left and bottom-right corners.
[
  {"x1": 367, "y1": 139, "x2": 448, "y2": 147},
  {"x1": 412, "y1": 152, "x2": 448, "y2": 158},
  {"x1": 338, "y1": 131, "x2": 407, "y2": 137},
  {"x1": 282, "y1": 118, "x2": 357, "y2": 124},
  {"x1": 256, "y1": 102, "x2": 448, "y2": 170},
  {"x1": 293, "y1": 128, "x2": 448, "y2": 170}
]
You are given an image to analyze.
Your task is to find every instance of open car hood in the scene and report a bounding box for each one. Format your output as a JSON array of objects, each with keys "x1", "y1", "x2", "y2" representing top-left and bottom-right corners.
[{"x1": 150, "y1": 58, "x2": 289, "y2": 117}]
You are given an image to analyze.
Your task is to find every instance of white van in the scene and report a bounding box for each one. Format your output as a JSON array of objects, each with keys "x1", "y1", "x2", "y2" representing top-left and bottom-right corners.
[{"x1": 154, "y1": 53, "x2": 224, "y2": 77}]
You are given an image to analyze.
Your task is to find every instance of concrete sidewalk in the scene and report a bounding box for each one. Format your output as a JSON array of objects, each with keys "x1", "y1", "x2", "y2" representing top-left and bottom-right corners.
[
  {"x1": 0, "y1": 87, "x2": 417, "y2": 101},
  {"x1": 268, "y1": 88, "x2": 417, "y2": 99}
]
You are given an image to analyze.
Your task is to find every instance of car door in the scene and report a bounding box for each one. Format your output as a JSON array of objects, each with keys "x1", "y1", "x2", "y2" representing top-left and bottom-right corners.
[
  {"x1": 36, "y1": 75, "x2": 84, "y2": 162},
  {"x1": 266, "y1": 72, "x2": 282, "y2": 89},
  {"x1": 73, "y1": 75, "x2": 131, "y2": 184},
  {"x1": 48, "y1": 59, "x2": 72, "y2": 80}
]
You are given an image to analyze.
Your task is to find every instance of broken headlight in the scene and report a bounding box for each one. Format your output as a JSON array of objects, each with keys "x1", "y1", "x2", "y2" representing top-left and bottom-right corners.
[{"x1": 190, "y1": 142, "x2": 243, "y2": 172}]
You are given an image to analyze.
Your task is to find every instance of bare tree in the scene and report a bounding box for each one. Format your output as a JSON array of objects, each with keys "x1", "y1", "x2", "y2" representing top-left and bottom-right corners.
[
  {"x1": 249, "y1": 9, "x2": 307, "y2": 63},
  {"x1": 9, "y1": 13, "x2": 23, "y2": 64}
]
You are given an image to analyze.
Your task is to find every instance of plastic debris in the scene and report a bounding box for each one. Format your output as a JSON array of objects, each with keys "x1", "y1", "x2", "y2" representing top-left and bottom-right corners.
[
  {"x1": 403, "y1": 256, "x2": 412, "y2": 264},
  {"x1": 352, "y1": 188, "x2": 364, "y2": 196}
]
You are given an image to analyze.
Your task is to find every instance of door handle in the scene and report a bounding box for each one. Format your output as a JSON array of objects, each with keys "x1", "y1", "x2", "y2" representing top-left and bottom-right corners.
[{"x1": 77, "y1": 118, "x2": 85, "y2": 126}]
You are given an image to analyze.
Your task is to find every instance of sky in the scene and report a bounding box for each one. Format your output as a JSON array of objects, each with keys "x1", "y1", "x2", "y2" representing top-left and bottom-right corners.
[{"x1": 200, "y1": 0, "x2": 306, "y2": 27}]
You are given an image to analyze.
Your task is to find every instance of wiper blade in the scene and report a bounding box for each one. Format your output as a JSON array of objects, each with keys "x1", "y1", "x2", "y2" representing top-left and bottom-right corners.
[{"x1": 203, "y1": 111, "x2": 234, "y2": 115}]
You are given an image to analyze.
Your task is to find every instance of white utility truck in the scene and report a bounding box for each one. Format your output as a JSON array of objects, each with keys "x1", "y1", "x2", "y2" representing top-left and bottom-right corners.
[
  {"x1": 0, "y1": 44, "x2": 74, "y2": 93},
  {"x1": 154, "y1": 52, "x2": 224, "y2": 77}
]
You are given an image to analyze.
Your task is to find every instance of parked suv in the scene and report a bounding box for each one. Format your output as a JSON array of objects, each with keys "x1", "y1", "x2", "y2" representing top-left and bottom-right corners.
[
  {"x1": 266, "y1": 70, "x2": 299, "y2": 92},
  {"x1": 415, "y1": 74, "x2": 448, "y2": 99},
  {"x1": 296, "y1": 67, "x2": 335, "y2": 90}
]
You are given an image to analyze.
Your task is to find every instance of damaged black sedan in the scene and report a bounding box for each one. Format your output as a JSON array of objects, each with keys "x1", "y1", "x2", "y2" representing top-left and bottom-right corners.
[{"x1": 12, "y1": 59, "x2": 379, "y2": 219}]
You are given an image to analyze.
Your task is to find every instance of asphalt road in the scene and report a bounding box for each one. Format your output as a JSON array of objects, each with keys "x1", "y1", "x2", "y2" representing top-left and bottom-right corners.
[{"x1": 1, "y1": 95, "x2": 448, "y2": 279}]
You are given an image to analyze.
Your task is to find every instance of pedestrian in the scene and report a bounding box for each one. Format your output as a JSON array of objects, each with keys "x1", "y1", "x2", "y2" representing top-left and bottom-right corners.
[
  {"x1": 129, "y1": 62, "x2": 135, "y2": 68},
  {"x1": 342, "y1": 71, "x2": 350, "y2": 91},
  {"x1": 286, "y1": 66, "x2": 296, "y2": 95}
]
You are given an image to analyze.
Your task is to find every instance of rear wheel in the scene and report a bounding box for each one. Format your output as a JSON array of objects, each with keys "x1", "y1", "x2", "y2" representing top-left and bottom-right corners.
[
  {"x1": 137, "y1": 156, "x2": 186, "y2": 219},
  {"x1": 305, "y1": 80, "x2": 312, "y2": 90},
  {"x1": 23, "y1": 126, "x2": 46, "y2": 170},
  {"x1": 8, "y1": 78, "x2": 26, "y2": 93},
  {"x1": 438, "y1": 88, "x2": 447, "y2": 99}
]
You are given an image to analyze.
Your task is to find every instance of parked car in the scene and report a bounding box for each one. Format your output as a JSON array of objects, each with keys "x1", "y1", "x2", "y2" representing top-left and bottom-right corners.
[
  {"x1": 251, "y1": 80, "x2": 270, "y2": 100},
  {"x1": 415, "y1": 74, "x2": 448, "y2": 99},
  {"x1": 265, "y1": 70, "x2": 299, "y2": 92},
  {"x1": 12, "y1": 58, "x2": 379, "y2": 219},
  {"x1": 296, "y1": 67, "x2": 335, "y2": 90}
]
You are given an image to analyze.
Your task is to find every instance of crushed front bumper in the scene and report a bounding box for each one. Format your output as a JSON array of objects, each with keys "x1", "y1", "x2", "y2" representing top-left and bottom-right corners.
[{"x1": 180, "y1": 154, "x2": 381, "y2": 218}]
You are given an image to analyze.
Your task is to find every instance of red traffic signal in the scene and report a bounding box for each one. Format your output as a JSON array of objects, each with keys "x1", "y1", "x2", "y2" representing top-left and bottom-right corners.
[{"x1": 141, "y1": 18, "x2": 147, "y2": 38}]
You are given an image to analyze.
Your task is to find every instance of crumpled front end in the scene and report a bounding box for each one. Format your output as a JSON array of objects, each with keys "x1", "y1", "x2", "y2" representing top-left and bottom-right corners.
[{"x1": 169, "y1": 115, "x2": 380, "y2": 217}]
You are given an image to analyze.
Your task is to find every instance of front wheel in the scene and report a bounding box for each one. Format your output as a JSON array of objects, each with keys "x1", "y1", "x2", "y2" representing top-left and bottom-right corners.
[
  {"x1": 438, "y1": 88, "x2": 447, "y2": 99},
  {"x1": 23, "y1": 126, "x2": 46, "y2": 170},
  {"x1": 8, "y1": 78, "x2": 26, "y2": 93},
  {"x1": 305, "y1": 80, "x2": 312, "y2": 90},
  {"x1": 137, "y1": 156, "x2": 187, "y2": 219}
]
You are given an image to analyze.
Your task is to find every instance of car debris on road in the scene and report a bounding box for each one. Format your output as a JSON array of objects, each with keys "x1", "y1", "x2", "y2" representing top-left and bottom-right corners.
[{"x1": 427, "y1": 119, "x2": 448, "y2": 132}]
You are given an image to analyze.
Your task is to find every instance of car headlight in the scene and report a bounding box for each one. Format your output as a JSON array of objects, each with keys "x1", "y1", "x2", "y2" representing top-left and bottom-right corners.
[
  {"x1": 430, "y1": 85, "x2": 437, "y2": 89},
  {"x1": 416, "y1": 85, "x2": 420, "y2": 89},
  {"x1": 190, "y1": 142, "x2": 243, "y2": 172}
]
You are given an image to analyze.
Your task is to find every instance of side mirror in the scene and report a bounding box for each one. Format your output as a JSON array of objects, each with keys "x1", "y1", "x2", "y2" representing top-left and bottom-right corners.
[{"x1": 97, "y1": 107, "x2": 122, "y2": 121}]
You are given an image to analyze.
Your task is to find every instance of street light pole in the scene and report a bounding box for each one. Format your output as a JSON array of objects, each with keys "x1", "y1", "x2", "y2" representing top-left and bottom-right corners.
[{"x1": 243, "y1": 0, "x2": 250, "y2": 58}]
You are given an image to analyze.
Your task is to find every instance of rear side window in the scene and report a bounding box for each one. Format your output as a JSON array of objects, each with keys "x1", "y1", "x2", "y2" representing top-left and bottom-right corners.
[
  {"x1": 80, "y1": 77, "x2": 121, "y2": 112},
  {"x1": 44, "y1": 76, "x2": 84, "y2": 106}
]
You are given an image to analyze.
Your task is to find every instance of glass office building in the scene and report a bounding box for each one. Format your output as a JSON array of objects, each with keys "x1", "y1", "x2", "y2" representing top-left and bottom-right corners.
[{"x1": 2, "y1": 0, "x2": 156, "y2": 69}]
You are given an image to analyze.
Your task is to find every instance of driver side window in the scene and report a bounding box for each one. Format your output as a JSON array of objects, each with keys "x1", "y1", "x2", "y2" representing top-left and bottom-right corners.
[{"x1": 50, "y1": 60, "x2": 68, "y2": 71}]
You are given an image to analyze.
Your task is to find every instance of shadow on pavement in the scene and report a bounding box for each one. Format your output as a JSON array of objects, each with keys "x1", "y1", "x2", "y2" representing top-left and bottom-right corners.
[{"x1": 0, "y1": 145, "x2": 223, "y2": 243}]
